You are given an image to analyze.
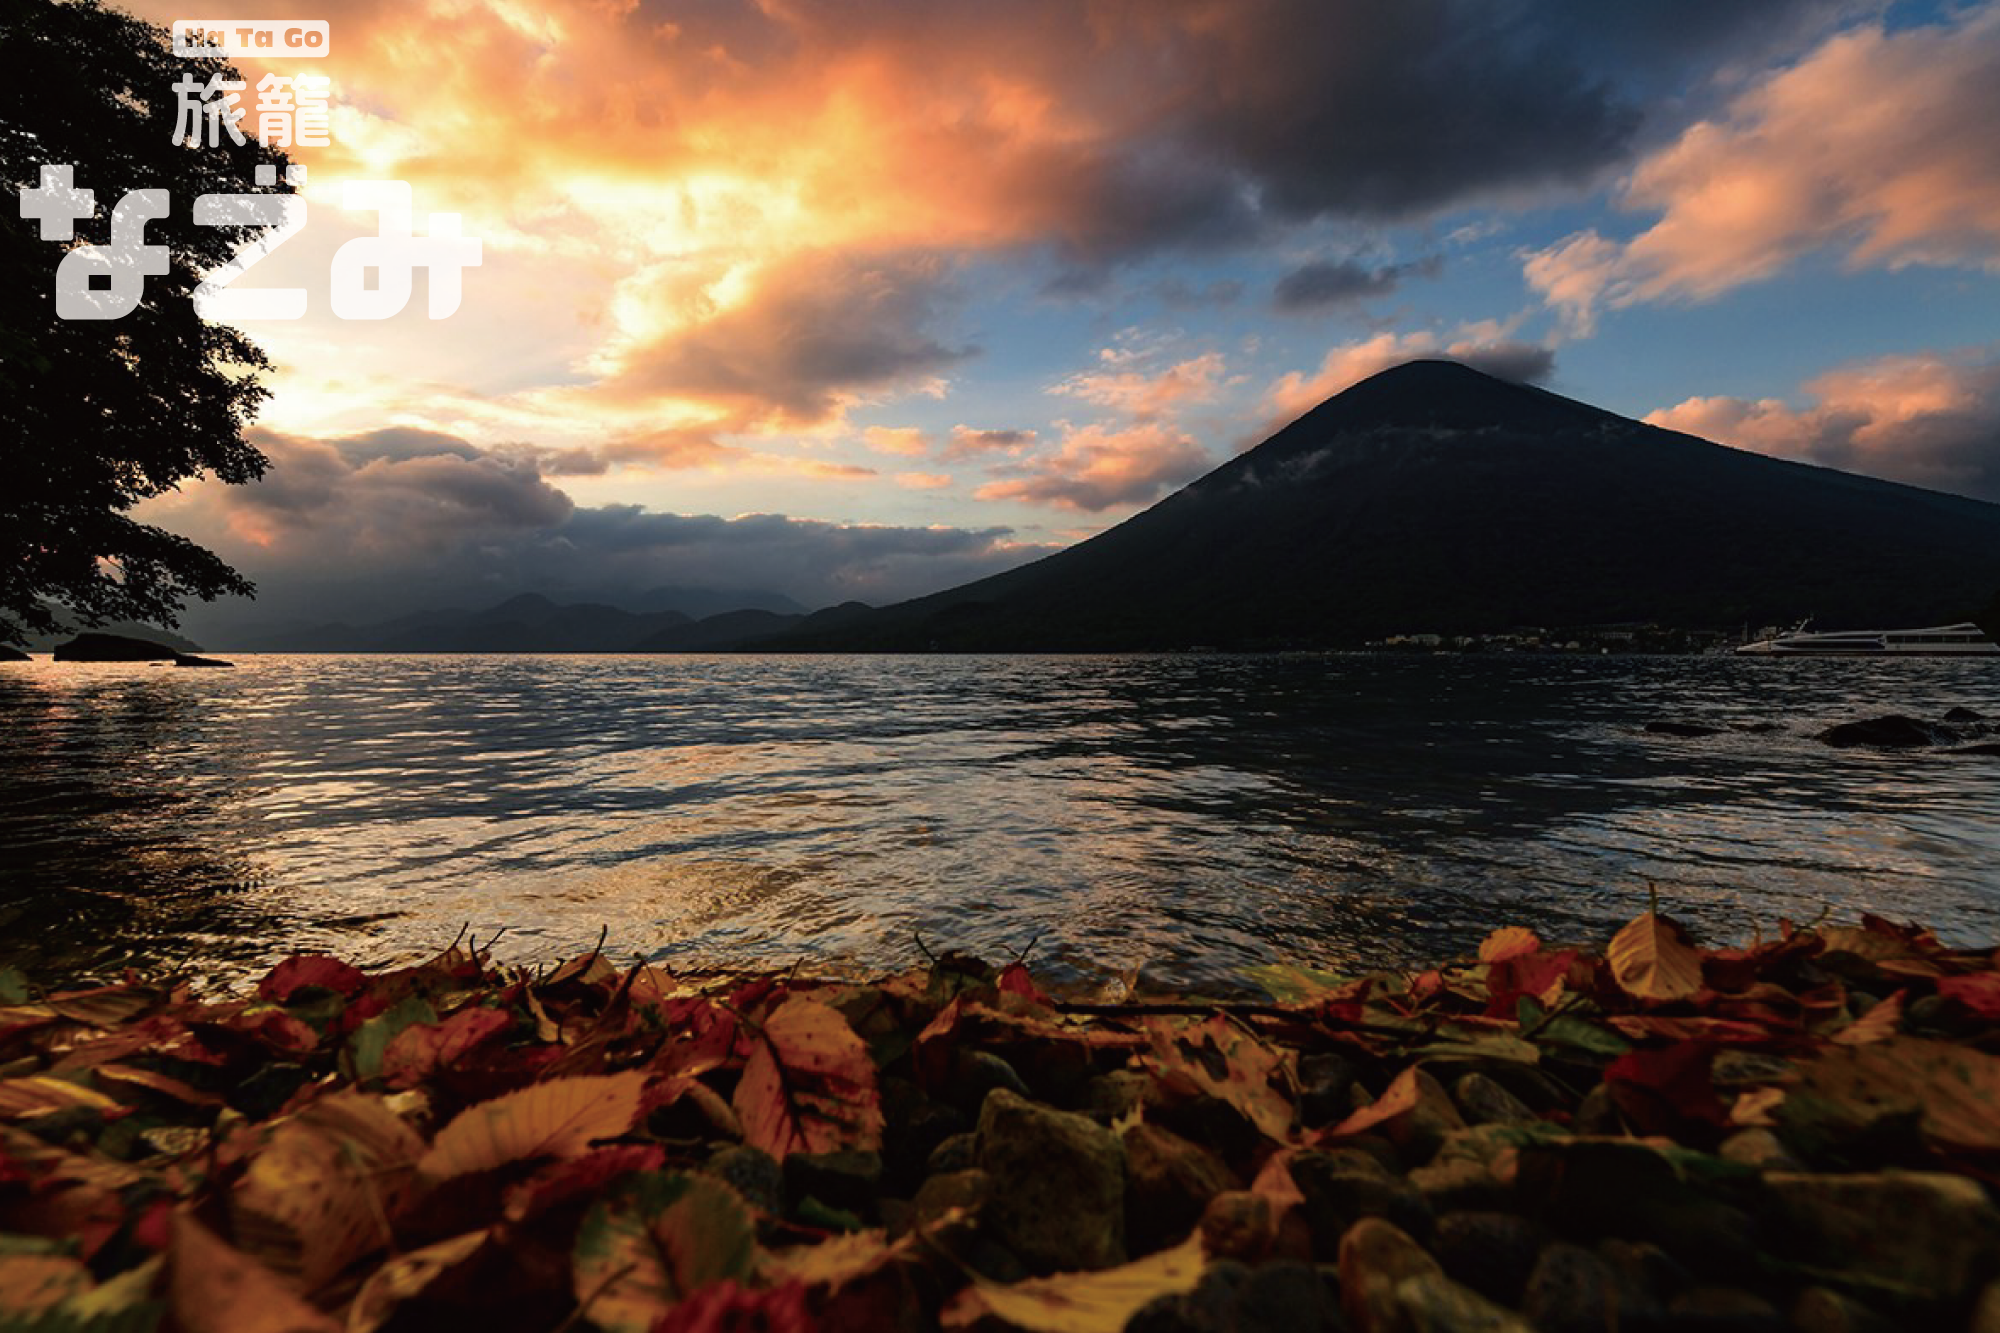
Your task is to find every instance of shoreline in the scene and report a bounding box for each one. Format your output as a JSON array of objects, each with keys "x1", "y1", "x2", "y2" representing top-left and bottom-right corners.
[{"x1": 3, "y1": 912, "x2": 1997, "y2": 1330}]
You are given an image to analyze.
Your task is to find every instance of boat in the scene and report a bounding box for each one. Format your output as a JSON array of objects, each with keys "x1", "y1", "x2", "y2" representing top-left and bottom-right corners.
[{"x1": 1736, "y1": 620, "x2": 2000, "y2": 656}]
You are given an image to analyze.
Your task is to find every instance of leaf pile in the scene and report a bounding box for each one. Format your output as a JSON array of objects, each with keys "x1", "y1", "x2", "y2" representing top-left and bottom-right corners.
[{"x1": 2, "y1": 911, "x2": 2000, "y2": 1332}]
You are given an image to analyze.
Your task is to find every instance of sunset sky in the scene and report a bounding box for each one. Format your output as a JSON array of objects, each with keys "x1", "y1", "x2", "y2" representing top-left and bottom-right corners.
[{"x1": 112, "y1": 0, "x2": 2000, "y2": 631}]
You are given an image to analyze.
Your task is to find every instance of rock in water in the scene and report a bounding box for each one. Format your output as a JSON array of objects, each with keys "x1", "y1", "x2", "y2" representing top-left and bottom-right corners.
[
  {"x1": 975, "y1": 1087, "x2": 1125, "y2": 1272},
  {"x1": 0, "y1": 645, "x2": 29, "y2": 662},
  {"x1": 51, "y1": 632, "x2": 182, "y2": 661},
  {"x1": 173, "y1": 653, "x2": 234, "y2": 667},
  {"x1": 1818, "y1": 715, "x2": 1945, "y2": 747}
]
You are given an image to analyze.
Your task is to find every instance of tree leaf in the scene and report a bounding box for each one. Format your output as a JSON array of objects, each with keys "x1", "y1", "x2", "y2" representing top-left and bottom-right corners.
[
  {"x1": 418, "y1": 1071, "x2": 647, "y2": 1182},
  {"x1": 942, "y1": 1235, "x2": 1205, "y2": 1332},
  {"x1": 1607, "y1": 911, "x2": 1703, "y2": 1001},
  {"x1": 1789, "y1": 1036, "x2": 2000, "y2": 1151},
  {"x1": 733, "y1": 997, "x2": 884, "y2": 1161},
  {"x1": 230, "y1": 1091, "x2": 425, "y2": 1291},
  {"x1": 1142, "y1": 1014, "x2": 1294, "y2": 1142},
  {"x1": 572, "y1": 1172, "x2": 756, "y2": 1333}
]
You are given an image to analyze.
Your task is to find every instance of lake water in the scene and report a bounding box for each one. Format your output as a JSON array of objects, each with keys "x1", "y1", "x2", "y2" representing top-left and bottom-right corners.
[{"x1": 2, "y1": 653, "x2": 1996, "y2": 992}]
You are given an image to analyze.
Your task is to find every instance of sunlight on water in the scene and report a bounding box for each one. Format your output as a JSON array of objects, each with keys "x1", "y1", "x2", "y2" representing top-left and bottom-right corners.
[{"x1": 1, "y1": 653, "x2": 1996, "y2": 989}]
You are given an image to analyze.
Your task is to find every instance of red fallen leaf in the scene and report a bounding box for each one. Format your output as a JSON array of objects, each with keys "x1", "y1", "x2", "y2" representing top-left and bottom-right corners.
[
  {"x1": 1860, "y1": 914, "x2": 1940, "y2": 949},
  {"x1": 504, "y1": 1143, "x2": 667, "y2": 1222},
  {"x1": 1604, "y1": 1041, "x2": 1731, "y2": 1135},
  {"x1": 1317, "y1": 976, "x2": 1376, "y2": 1028},
  {"x1": 1485, "y1": 949, "x2": 1576, "y2": 1018},
  {"x1": 912, "y1": 995, "x2": 966, "y2": 1093},
  {"x1": 657, "y1": 999, "x2": 752, "y2": 1081},
  {"x1": 653, "y1": 1277, "x2": 814, "y2": 1333},
  {"x1": 997, "y1": 962, "x2": 1051, "y2": 1007},
  {"x1": 257, "y1": 954, "x2": 367, "y2": 1005},
  {"x1": 229, "y1": 1008, "x2": 323, "y2": 1054},
  {"x1": 1938, "y1": 973, "x2": 2000, "y2": 1020},
  {"x1": 1606, "y1": 1013, "x2": 1776, "y2": 1044},
  {"x1": 734, "y1": 997, "x2": 884, "y2": 1161},
  {"x1": 381, "y1": 1006, "x2": 516, "y2": 1089}
]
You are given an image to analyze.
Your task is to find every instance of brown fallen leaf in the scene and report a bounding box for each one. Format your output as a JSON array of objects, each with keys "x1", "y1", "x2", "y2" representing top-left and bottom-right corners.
[
  {"x1": 345, "y1": 1229, "x2": 491, "y2": 1333},
  {"x1": 418, "y1": 1071, "x2": 648, "y2": 1182},
  {"x1": 734, "y1": 996, "x2": 884, "y2": 1161},
  {"x1": 1478, "y1": 926, "x2": 1542, "y2": 964},
  {"x1": 1142, "y1": 1014, "x2": 1294, "y2": 1143},
  {"x1": 168, "y1": 1211, "x2": 341, "y2": 1333},
  {"x1": 231, "y1": 1089, "x2": 427, "y2": 1291}
]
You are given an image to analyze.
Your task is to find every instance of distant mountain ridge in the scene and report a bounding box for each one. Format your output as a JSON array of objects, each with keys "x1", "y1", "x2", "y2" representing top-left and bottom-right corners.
[
  {"x1": 218, "y1": 586, "x2": 823, "y2": 652},
  {"x1": 758, "y1": 360, "x2": 2000, "y2": 651}
]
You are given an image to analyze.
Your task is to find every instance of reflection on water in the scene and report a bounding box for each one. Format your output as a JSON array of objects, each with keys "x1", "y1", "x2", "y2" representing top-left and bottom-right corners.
[{"x1": 1, "y1": 653, "x2": 1996, "y2": 989}]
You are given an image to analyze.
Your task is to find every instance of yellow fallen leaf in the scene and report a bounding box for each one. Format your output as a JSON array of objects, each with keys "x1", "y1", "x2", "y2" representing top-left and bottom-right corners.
[
  {"x1": 943, "y1": 1236, "x2": 1206, "y2": 1332},
  {"x1": 0, "y1": 1253, "x2": 93, "y2": 1316},
  {"x1": 418, "y1": 1072, "x2": 647, "y2": 1182},
  {"x1": 1607, "y1": 911, "x2": 1703, "y2": 1002},
  {"x1": 346, "y1": 1230, "x2": 489, "y2": 1333},
  {"x1": 1478, "y1": 926, "x2": 1542, "y2": 964}
]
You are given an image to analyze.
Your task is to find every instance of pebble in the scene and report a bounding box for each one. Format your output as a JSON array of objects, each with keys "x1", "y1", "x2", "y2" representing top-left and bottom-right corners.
[{"x1": 975, "y1": 1086, "x2": 1126, "y2": 1273}]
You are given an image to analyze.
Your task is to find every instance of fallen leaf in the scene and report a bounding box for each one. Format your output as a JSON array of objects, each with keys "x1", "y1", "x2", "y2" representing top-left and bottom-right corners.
[
  {"x1": 942, "y1": 1234, "x2": 1204, "y2": 1332},
  {"x1": 1478, "y1": 927, "x2": 1542, "y2": 964},
  {"x1": 418, "y1": 1071, "x2": 648, "y2": 1182},
  {"x1": 1833, "y1": 990, "x2": 1906, "y2": 1045},
  {"x1": 231, "y1": 1090, "x2": 426, "y2": 1291},
  {"x1": 1320, "y1": 1067, "x2": 1420, "y2": 1141},
  {"x1": 655, "y1": 1279, "x2": 813, "y2": 1333},
  {"x1": 734, "y1": 997, "x2": 884, "y2": 1161},
  {"x1": 381, "y1": 1006, "x2": 515, "y2": 1089},
  {"x1": 1937, "y1": 973, "x2": 2000, "y2": 1020},
  {"x1": 1607, "y1": 911, "x2": 1703, "y2": 1002},
  {"x1": 257, "y1": 955, "x2": 367, "y2": 1005},
  {"x1": 0, "y1": 1253, "x2": 94, "y2": 1315},
  {"x1": 1142, "y1": 1014, "x2": 1294, "y2": 1142},
  {"x1": 346, "y1": 1230, "x2": 490, "y2": 1333},
  {"x1": 572, "y1": 1171, "x2": 757, "y2": 1333},
  {"x1": 0, "y1": 1075, "x2": 122, "y2": 1120},
  {"x1": 1788, "y1": 1037, "x2": 2000, "y2": 1151},
  {"x1": 168, "y1": 1212, "x2": 340, "y2": 1333}
]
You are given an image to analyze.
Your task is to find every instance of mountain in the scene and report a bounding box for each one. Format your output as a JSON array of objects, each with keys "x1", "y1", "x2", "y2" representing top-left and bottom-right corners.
[{"x1": 760, "y1": 360, "x2": 2000, "y2": 651}]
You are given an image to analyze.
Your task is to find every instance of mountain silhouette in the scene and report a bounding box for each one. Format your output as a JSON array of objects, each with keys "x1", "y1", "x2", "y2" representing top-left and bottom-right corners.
[{"x1": 764, "y1": 360, "x2": 2000, "y2": 650}]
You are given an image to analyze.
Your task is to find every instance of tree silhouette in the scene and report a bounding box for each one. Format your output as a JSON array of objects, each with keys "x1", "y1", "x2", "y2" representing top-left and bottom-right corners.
[{"x1": 1, "y1": 0, "x2": 295, "y2": 646}]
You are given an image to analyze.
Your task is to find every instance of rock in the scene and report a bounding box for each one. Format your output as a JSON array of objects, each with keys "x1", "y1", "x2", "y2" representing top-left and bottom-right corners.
[
  {"x1": 1972, "y1": 1281, "x2": 2000, "y2": 1333},
  {"x1": 1717, "y1": 1128, "x2": 1802, "y2": 1172},
  {"x1": 783, "y1": 1149, "x2": 881, "y2": 1220},
  {"x1": 881, "y1": 1080, "x2": 967, "y2": 1192},
  {"x1": 1391, "y1": 1272, "x2": 1536, "y2": 1332},
  {"x1": 0, "y1": 645, "x2": 28, "y2": 662},
  {"x1": 1450, "y1": 1073, "x2": 1536, "y2": 1127},
  {"x1": 1339, "y1": 1217, "x2": 1441, "y2": 1333},
  {"x1": 1571, "y1": 1083, "x2": 1622, "y2": 1135},
  {"x1": 1233, "y1": 1261, "x2": 1346, "y2": 1333},
  {"x1": 1595, "y1": 1238, "x2": 1690, "y2": 1317},
  {"x1": 1079, "y1": 1069, "x2": 1157, "y2": 1123},
  {"x1": 1291, "y1": 1149, "x2": 1435, "y2": 1257},
  {"x1": 925, "y1": 1130, "x2": 977, "y2": 1176},
  {"x1": 949, "y1": 1048, "x2": 1030, "y2": 1111},
  {"x1": 1123, "y1": 1120, "x2": 1238, "y2": 1254},
  {"x1": 1761, "y1": 1170, "x2": 2000, "y2": 1300},
  {"x1": 1817, "y1": 715, "x2": 1946, "y2": 748},
  {"x1": 702, "y1": 1144, "x2": 784, "y2": 1214},
  {"x1": 1732, "y1": 721, "x2": 1785, "y2": 733},
  {"x1": 1514, "y1": 1139, "x2": 1758, "y2": 1278},
  {"x1": 1299, "y1": 1052, "x2": 1360, "y2": 1125},
  {"x1": 173, "y1": 653, "x2": 233, "y2": 667},
  {"x1": 1406, "y1": 1157, "x2": 1509, "y2": 1216},
  {"x1": 1953, "y1": 742, "x2": 2000, "y2": 756},
  {"x1": 1523, "y1": 1242, "x2": 1622, "y2": 1333},
  {"x1": 51, "y1": 632, "x2": 183, "y2": 662},
  {"x1": 1432, "y1": 1211, "x2": 1548, "y2": 1307},
  {"x1": 1789, "y1": 1286, "x2": 1899, "y2": 1333},
  {"x1": 976, "y1": 1086, "x2": 1125, "y2": 1272},
  {"x1": 1942, "y1": 706, "x2": 1988, "y2": 723},
  {"x1": 1127, "y1": 1259, "x2": 1254, "y2": 1333},
  {"x1": 1382, "y1": 1070, "x2": 1466, "y2": 1164},
  {"x1": 1664, "y1": 1286, "x2": 1783, "y2": 1331},
  {"x1": 1199, "y1": 1190, "x2": 1280, "y2": 1264},
  {"x1": 909, "y1": 1167, "x2": 989, "y2": 1232},
  {"x1": 1646, "y1": 720, "x2": 1721, "y2": 737}
]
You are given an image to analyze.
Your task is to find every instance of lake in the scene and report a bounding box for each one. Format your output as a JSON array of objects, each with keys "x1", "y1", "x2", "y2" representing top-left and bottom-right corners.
[{"x1": 2, "y1": 653, "x2": 1996, "y2": 991}]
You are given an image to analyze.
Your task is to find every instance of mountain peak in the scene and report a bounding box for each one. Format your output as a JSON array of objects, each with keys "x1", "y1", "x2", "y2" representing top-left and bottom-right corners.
[{"x1": 1281, "y1": 358, "x2": 1612, "y2": 440}]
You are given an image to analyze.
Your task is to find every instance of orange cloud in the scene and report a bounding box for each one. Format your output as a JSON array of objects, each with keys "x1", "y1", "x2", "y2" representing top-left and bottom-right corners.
[
  {"x1": 976, "y1": 422, "x2": 1209, "y2": 512},
  {"x1": 1053, "y1": 350, "x2": 1229, "y2": 420},
  {"x1": 894, "y1": 472, "x2": 955, "y2": 490},
  {"x1": 945, "y1": 426, "x2": 1038, "y2": 460},
  {"x1": 863, "y1": 426, "x2": 931, "y2": 457},
  {"x1": 1646, "y1": 349, "x2": 2000, "y2": 500},
  {"x1": 1266, "y1": 333, "x2": 1553, "y2": 422},
  {"x1": 1527, "y1": 6, "x2": 2000, "y2": 327}
]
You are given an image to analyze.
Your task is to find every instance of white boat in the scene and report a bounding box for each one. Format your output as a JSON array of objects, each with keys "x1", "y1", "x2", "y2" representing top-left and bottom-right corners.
[{"x1": 1736, "y1": 620, "x2": 2000, "y2": 656}]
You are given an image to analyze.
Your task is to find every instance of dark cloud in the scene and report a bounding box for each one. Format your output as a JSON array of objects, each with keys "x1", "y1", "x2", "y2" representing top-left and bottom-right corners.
[
  {"x1": 605, "y1": 250, "x2": 975, "y2": 424},
  {"x1": 1273, "y1": 256, "x2": 1440, "y2": 311},
  {"x1": 1452, "y1": 341, "x2": 1557, "y2": 387},
  {"x1": 161, "y1": 427, "x2": 1056, "y2": 628},
  {"x1": 945, "y1": 426, "x2": 1038, "y2": 460}
]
